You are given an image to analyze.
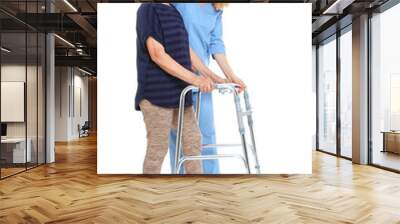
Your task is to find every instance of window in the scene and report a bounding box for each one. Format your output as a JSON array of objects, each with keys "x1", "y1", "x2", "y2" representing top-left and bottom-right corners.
[
  {"x1": 370, "y1": 3, "x2": 400, "y2": 171},
  {"x1": 339, "y1": 28, "x2": 352, "y2": 158},
  {"x1": 318, "y1": 36, "x2": 337, "y2": 154}
]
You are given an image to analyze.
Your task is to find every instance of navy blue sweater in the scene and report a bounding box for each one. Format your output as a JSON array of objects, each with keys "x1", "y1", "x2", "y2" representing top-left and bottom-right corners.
[{"x1": 135, "y1": 3, "x2": 193, "y2": 111}]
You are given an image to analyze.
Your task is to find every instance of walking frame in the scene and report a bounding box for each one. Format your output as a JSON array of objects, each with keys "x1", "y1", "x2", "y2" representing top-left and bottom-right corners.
[{"x1": 173, "y1": 83, "x2": 261, "y2": 174}]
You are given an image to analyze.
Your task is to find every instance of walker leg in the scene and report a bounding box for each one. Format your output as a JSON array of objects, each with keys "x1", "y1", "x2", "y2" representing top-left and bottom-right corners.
[
  {"x1": 174, "y1": 91, "x2": 188, "y2": 174},
  {"x1": 195, "y1": 92, "x2": 201, "y2": 123},
  {"x1": 233, "y1": 91, "x2": 251, "y2": 174},
  {"x1": 249, "y1": 127, "x2": 260, "y2": 174},
  {"x1": 174, "y1": 107, "x2": 184, "y2": 174},
  {"x1": 176, "y1": 159, "x2": 185, "y2": 174},
  {"x1": 244, "y1": 91, "x2": 261, "y2": 174}
]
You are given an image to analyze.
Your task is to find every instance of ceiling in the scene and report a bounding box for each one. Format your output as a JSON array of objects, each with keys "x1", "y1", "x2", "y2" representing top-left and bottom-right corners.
[{"x1": 0, "y1": 0, "x2": 394, "y2": 74}]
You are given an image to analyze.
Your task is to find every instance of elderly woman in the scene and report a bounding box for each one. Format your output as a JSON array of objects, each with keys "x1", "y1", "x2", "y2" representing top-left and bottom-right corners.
[
  {"x1": 169, "y1": 3, "x2": 246, "y2": 174},
  {"x1": 136, "y1": 3, "x2": 217, "y2": 174}
]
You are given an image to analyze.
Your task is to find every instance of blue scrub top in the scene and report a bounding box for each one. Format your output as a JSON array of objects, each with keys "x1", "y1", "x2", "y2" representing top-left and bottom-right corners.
[{"x1": 173, "y1": 3, "x2": 226, "y2": 65}]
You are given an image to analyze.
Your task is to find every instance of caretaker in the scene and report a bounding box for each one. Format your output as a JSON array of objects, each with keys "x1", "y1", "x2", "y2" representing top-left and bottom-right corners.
[{"x1": 169, "y1": 3, "x2": 246, "y2": 174}]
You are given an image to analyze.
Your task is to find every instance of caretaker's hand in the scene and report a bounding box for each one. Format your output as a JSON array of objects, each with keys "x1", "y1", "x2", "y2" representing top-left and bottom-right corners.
[
  {"x1": 194, "y1": 75, "x2": 214, "y2": 92},
  {"x1": 229, "y1": 76, "x2": 246, "y2": 92},
  {"x1": 213, "y1": 54, "x2": 246, "y2": 92},
  {"x1": 213, "y1": 76, "x2": 229, "y2": 84}
]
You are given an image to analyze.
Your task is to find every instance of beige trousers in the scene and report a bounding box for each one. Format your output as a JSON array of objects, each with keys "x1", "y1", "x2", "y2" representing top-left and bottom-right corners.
[{"x1": 140, "y1": 100, "x2": 202, "y2": 174}]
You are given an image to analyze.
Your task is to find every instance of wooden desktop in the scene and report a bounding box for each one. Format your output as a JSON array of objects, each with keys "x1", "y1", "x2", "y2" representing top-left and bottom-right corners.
[{"x1": 381, "y1": 131, "x2": 400, "y2": 154}]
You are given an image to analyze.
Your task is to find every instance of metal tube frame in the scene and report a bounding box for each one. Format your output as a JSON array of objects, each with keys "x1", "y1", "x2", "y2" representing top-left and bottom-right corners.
[
  {"x1": 173, "y1": 83, "x2": 261, "y2": 174},
  {"x1": 243, "y1": 91, "x2": 261, "y2": 174},
  {"x1": 233, "y1": 88, "x2": 251, "y2": 174}
]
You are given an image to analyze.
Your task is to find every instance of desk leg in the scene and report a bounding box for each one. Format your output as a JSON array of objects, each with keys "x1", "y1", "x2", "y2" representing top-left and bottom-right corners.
[{"x1": 382, "y1": 133, "x2": 386, "y2": 153}]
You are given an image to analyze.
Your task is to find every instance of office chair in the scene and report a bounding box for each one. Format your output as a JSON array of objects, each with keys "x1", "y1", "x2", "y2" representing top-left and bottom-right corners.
[{"x1": 79, "y1": 121, "x2": 90, "y2": 138}]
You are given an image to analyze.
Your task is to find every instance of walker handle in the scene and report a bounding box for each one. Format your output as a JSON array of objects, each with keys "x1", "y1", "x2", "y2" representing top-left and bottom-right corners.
[
  {"x1": 214, "y1": 83, "x2": 240, "y2": 91},
  {"x1": 181, "y1": 83, "x2": 241, "y2": 96}
]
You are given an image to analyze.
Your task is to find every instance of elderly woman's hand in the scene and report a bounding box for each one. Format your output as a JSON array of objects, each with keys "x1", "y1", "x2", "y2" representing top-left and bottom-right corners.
[{"x1": 194, "y1": 75, "x2": 214, "y2": 92}]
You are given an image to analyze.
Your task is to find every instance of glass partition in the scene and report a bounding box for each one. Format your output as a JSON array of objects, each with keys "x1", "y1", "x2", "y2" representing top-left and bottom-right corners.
[
  {"x1": 38, "y1": 32, "x2": 45, "y2": 165},
  {"x1": 0, "y1": 1, "x2": 46, "y2": 179},
  {"x1": 26, "y1": 0, "x2": 46, "y2": 169},
  {"x1": 27, "y1": 30, "x2": 38, "y2": 169},
  {"x1": 1, "y1": 31, "x2": 28, "y2": 177}
]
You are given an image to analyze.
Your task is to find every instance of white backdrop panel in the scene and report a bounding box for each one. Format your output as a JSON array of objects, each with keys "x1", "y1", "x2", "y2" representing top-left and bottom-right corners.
[{"x1": 98, "y1": 3, "x2": 312, "y2": 174}]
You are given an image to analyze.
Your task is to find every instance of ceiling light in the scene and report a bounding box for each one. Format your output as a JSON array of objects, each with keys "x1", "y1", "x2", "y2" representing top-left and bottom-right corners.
[
  {"x1": 76, "y1": 48, "x2": 85, "y2": 55},
  {"x1": 63, "y1": 0, "x2": 78, "y2": 12},
  {"x1": 1, "y1": 47, "x2": 11, "y2": 53},
  {"x1": 78, "y1": 67, "x2": 93, "y2": 76},
  {"x1": 54, "y1": 34, "x2": 75, "y2": 48},
  {"x1": 322, "y1": 0, "x2": 354, "y2": 15}
]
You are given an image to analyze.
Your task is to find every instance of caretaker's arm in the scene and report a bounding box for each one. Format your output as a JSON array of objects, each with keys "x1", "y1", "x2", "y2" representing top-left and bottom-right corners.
[
  {"x1": 214, "y1": 53, "x2": 246, "y2": 92},
  {"x1": 209, "y1": 12, "x2": 246, "y2": 92},
  {"x1": 146, "y1": 37, "x2": 213, "y2": 92},
  {"x1": 189, "y1": 48, "x2": 226, "y2": 84}
]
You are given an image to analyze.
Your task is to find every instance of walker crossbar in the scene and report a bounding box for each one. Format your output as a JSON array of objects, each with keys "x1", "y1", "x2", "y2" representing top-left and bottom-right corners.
[
  {"x1": 176, "y1": 154, "x2": 248, "y2": 175},
  {"x1": 173, "y1": 83, "x2": 261, "y2": 174}
]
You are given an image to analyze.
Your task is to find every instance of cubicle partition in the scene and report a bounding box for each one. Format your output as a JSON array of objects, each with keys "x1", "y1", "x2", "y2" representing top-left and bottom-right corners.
[{"x1": 0, "y1": 1, "x2": 47, "y2": 179}]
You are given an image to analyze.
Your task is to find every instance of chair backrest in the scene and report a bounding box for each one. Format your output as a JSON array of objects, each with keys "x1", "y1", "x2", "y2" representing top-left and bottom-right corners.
[{"x1": 82, "y1": 121, "x2": 90, "y2": 129}]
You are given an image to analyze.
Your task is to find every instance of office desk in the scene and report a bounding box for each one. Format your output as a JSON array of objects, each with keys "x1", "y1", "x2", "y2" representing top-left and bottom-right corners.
[
  {"x1": 1, "y1": 138, "x2": 31, "y2": 164},
  {"x1": 382, "y1": 131, "x2": 400, "y2": 154}
]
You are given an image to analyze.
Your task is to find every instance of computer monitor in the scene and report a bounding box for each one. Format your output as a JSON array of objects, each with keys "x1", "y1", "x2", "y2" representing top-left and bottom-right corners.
[{"x1": 1, "y1": 123, "x2": 7, "y2": 137}]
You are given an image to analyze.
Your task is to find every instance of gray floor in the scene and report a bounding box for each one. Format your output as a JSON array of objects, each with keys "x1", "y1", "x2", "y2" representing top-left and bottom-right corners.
[{"x1": 372, "y1": 150, "x2": 400, "y2": 171}]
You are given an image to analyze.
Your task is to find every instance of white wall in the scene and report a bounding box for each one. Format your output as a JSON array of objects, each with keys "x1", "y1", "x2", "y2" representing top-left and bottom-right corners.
[
  {"x1": 1, "y1": 82, "x2": 25, "y2": 122},
  {"x1": 98, "y1": 3, "x2": 312, "y2": 174},
  {"x1": 55, "y1": 67, "x2": 89, "y2": 141},
  {"x1": 55, "y1": 67, "x2": 69, "y2": 141},
  {"x1": 1, "y1": 65, "x2": 38, "y2": 138},
  {"x1": 1, "y1": 66, "x2": 25, "y2": 124},
  {"x1": 72, "y1": 73, "x2": 89, "y2": 138},
  {"x1": 312, "y1": 45, "x2": 317, "y2": 150}
]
